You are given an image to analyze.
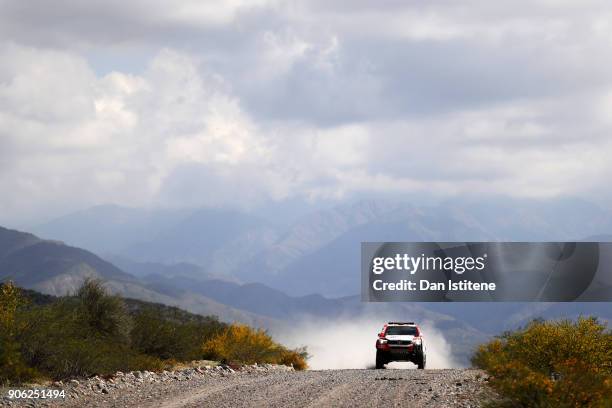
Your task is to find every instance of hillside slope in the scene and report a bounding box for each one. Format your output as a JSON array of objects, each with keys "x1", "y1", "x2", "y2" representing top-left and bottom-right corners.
[
  {"x1": 0, "y1": 226, "x2": 135, "y2": 293},
  {"x1": 0, "y1": 226, "x2": 276, "y2": 328}
]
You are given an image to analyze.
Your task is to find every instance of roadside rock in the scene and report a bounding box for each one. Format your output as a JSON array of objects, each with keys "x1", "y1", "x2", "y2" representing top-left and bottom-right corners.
[
  {"x1": 0, "y1": 367, "x2": 496, "y2": 407},
  {"x1": 0, "y1": 363, "x2": 294, "y2": 407}
]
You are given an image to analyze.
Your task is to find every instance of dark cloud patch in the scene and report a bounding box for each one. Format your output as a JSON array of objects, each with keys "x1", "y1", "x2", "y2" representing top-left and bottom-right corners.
[
  {"x1": 236, "y1": 35, "x2": 612, "y2": 125},
  {"x1": 2, "y1": 0, "x2": 612, "y2": 124},
  {"x1": 0, "y1": 0, "x2": 269, "y2": 53}
]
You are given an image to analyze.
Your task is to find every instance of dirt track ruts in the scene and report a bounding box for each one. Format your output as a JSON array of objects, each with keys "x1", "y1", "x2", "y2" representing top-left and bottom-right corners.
[{"x1": 38, "y1": 368, "x2": 495, "y2": 407}]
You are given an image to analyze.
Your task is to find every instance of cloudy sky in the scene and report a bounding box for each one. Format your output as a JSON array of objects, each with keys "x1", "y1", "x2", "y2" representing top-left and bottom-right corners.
[{"x1": 1, "y1": 0, "x2": 612, "y2": 225}]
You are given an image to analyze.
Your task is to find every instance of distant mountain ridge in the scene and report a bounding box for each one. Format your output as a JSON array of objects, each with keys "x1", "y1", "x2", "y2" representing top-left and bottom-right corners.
[
  {"x1": 34, "y1": 205, "x2": 280, "y2": 275},
  {"x1": 0, "y1": 226, "x2": 135, "y2": 292},
  {"x1": 123, "y1": 208, "x2": 279, "y2": 273},
  {"x1": 33, "y1": 205, "x2": 192, "y2": 254},
  {"x1": 0, "y1": 226, "x2": 275, "y2": 328},
  {"x1": 2, "y1": 223, "x2": 611, "y2": 366},
  {"x1": 32, "y1": 198, "x2": 612, "y2": 297},
  {"x1": 237, "y1": 198, "x2": 612, "y2": 296}
]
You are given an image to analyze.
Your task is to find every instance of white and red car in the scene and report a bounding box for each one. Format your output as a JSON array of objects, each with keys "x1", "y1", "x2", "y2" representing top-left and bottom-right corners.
[{"x1": 375, "y1": 322, "x2": 426, "y2": 369}]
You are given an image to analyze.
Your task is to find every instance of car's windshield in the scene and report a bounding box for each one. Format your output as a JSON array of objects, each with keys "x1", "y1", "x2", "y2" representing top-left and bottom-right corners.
[{"x1": 385, "y1": 326, "x2": 418, "y2": 336}]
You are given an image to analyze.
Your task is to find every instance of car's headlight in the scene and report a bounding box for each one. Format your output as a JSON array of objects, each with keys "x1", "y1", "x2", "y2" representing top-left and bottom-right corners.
[
  {"x1": 413, "y1": 338, "x2": 422, "y2": 345},
  {"x1": 377, "y1": 338, "x2": 388, "y2": 344}
]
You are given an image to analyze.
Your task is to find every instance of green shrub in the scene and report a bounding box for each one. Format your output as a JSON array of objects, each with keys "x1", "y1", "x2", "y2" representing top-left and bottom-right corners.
[
  {"x1": 472, "y1": 317, "x2": 612, "y2": 408},
  {"x1": 1, "y1": 281, "x2": 305, "y2": 383},
  {"x1": 0, "y1": 281, "x2": 37, "y2": 384},
  {"x1": 0, "y1": 335, "x2": 37, "y2": 385},
  {"x1": 131, "y1": 308, "x2": 224, "y2": 361},
  {"x1": 76, "y1": 279, "x2": 132, "y2": 344},
  {"x1": 16, "y1": 293, "x2": 162, "y2": 379}
]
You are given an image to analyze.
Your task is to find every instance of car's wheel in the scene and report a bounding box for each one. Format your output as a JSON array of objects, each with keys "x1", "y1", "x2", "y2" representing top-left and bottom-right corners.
[
  {"x1": 417, "y1": 354, "x2": 426, "y2": 369},
  {"x1": 375, "y1": 350, "x2": 387, "y2": 369}
]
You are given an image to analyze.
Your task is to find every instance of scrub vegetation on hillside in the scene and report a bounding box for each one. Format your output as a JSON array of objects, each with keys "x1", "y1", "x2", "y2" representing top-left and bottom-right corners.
[
  {"x1": 0, "y1": 280, "x2": 307, "y2": 385},
  {"x1": 472, "y1": 317, "x2": 612, "y2": 408}
]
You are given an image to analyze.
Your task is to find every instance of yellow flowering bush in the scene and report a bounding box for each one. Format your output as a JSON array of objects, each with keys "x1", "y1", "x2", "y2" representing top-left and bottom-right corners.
[
  {"x1": 202, "y1": 324, "x2": 307, "y2": 370},
  {"x1": 472, "y1": 317, "x2": 612, "y2": 407}
]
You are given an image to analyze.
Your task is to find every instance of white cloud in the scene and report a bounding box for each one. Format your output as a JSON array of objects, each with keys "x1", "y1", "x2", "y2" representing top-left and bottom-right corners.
[{"x1": 1, "y1": 1, "x2": 612, "y2": 223}]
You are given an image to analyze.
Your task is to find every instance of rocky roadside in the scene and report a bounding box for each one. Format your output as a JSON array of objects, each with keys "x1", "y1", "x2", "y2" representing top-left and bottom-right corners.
[
  {"x1": 0, "y1": 363, "x2": 294, "y2": 407},
  {"x1": 1, "y1": 367, "x2": 499, "y2": 407}
]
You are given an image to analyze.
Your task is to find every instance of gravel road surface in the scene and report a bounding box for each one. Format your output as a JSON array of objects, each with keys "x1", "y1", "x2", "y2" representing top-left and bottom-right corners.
[
  {"x1": 150, "y1": 369, "x2": 493, "y2": 408},
  {"x1": 3, "y1": 368, "x2": 494, "y2": 407}
]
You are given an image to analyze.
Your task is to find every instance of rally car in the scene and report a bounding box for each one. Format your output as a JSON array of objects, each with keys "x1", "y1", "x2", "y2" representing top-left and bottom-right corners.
[{"x1": 375, "y1": 322, "x2": 426, "y2": 369}]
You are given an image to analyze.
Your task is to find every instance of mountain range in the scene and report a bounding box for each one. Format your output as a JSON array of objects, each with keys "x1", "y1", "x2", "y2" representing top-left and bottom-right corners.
[
  {"x1": 32, "y1": 198, "x2": 612, "y2": 297},
  {"x1": 5, "y1": 197, "x2": 612, "y2": 364},
  {"x1": 0, "y1": 226, "x2": 274, "y2": 327}
]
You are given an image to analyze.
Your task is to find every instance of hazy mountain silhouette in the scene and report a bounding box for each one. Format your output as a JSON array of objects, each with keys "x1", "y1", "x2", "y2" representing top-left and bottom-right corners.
[
  {"x1": 33, "y1": 204, "x2": 191, "y2": 254},
  {"x1": 33, "y1": 198, "x2": 612, "y2": 298},
  {"x1": 0, "y1": 226, "x2": 276, "y2": 327},
  {"x1": 3, "y1": 220, "x2": 611, "y2": 365}
]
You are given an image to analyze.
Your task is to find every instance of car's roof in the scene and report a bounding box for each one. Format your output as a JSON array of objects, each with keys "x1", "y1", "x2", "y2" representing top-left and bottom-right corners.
[{"x1": 386, "y1": 321, "x2": 417, "y2": 326}]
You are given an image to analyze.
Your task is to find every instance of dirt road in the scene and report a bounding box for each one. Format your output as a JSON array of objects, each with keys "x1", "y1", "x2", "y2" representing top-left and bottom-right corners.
[{"x1": 31, "y1": 368, "x2": 493, "y2": 407}]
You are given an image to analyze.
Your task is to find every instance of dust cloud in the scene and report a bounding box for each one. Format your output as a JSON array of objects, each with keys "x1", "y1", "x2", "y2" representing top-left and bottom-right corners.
[{"x1": 275, "y1": 317, "x2": 460, "y2": 370}]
